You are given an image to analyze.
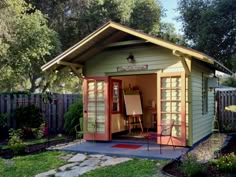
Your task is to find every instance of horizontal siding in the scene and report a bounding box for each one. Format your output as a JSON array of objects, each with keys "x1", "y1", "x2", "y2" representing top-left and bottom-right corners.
[
  {"x1": 85, "y1": 45, "x2": 184, "y2": 76},
  {"x1": 191, "y1": 61, "x2": 215, "y2": 144}
]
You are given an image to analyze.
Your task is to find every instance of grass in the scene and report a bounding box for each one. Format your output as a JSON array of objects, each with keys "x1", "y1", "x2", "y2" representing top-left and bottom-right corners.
[
  {"x1": 0, "y1": 151, "x2": 67, "y2": 177},
  {"x1": 1, "y1": 136, "x2": 65, "y2": 150},
  {"x1": 81, "y1": 159, "x2": 167, "y2": 177}
]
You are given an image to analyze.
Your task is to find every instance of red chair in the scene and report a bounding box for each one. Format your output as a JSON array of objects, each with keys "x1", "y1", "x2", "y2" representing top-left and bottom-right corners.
[{"x1": 145, "y1": 119, "x2": 175, "y2": 154}]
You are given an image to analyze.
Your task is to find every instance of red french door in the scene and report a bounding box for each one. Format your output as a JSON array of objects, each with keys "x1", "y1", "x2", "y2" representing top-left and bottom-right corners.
[
  {"x1": 157, "y1": 72, "x2": 186, "y2": 146},
  {"x1": 84, "y1": 77, "x2": 110, "y2": 141}
]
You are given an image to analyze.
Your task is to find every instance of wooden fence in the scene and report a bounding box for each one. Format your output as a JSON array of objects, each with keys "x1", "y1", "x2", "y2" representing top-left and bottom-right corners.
[
  {"x1": 0, "y1": 93, "x2": 81, "y2": 132},
  {"x1": 216, "y1": 90, "x2": 236, "y2": 132}
]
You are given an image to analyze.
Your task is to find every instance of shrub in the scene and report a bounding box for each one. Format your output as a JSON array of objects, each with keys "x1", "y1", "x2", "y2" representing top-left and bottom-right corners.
[
  {"x1": 8, "y1": 128, "x2": 26, "y2": 155},
  {"x1": 213, "y1": 153, "x2": 236, "y2": 173},
  {"x1": 64, "y1": 99, "x2": 83, "y2": 135},
  {"x1": 15, "y1": 105, "x2": 44, "y2": 128},
  {"x1": 179, "y1": 154, "x2": 206, "y2": 177}
]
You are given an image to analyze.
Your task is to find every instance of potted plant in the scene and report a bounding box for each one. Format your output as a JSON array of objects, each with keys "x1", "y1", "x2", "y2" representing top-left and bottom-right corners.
[{"x1": 42, "y1": 123, "x2": 48, "y2": 137}]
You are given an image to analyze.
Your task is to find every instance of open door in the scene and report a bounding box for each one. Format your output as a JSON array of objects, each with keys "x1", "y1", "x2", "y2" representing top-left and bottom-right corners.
[
  {"x1": 157, "y1": 72, "x2": 186, "y2": 146},
  {"x1": 84, "y1": 77, "x2": 110, "y2": 141}
]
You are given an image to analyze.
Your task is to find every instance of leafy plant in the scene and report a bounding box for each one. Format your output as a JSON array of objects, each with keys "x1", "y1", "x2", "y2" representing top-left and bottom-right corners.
[
  {"x1": 32, "y1": 123, "x2": 44, "y2": 139},
  {"x1": 213, "y1": 153, "x2": 236, "y2": 173},
  {"x1": 8, "y1": 128, "x2": 26, "y2": 155},
  {"x1": 15, "y1": 105, "x2": 44, "y2": 128},
  {"x1": 179, "y1": 154, "x2": 206, "y2": 177},
  {"x1": 222, "y1": 123, "x2": 236, "y2": 132},
  {"x1": 64, "y1": 99, "x2": 83, "y2": 135}
]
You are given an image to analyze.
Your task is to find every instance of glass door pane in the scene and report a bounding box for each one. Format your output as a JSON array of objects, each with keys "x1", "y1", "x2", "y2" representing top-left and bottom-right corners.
[
  {"x1": 158, "y1": 73, "x2": 186, "y2": 146},
  {"x1": 84, "y1": 77, "x2": 110, "y2": 141}
]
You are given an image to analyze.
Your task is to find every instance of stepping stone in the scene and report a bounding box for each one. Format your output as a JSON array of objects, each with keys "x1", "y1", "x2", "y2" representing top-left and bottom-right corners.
[
  {"x1": 55, "y1": 169, "x2": 80, "y2": 177},
  {"x1": 77, "y1": 166, "x2": 97, "y2": 175},
  {"x1": 58, "y1": 163, "x2": 78, "y2": 171},
  {"x1": 59, "y1": 154, "x2": 74, "y2": 161},
  {"x1": 80, "y1": 158, "x2": 100, "y2": 167},
  {"x1": 68, "y1": 153, "x2": 87, "y2": 162},
  {"x1": 101, "y1": 157, "x2": 131, "y2": 167},
  {"x1": 55, "y1": 166, "x2": 96, "y2": 177},
  {"x1": 35, "y1": 169, "x2": 56, "y2": 177},
  {"x1": 89, "y1": 154, "x2": 104, "y2": 158},
  {"x1": 101, "y1": 156, "x2": 113, "y2": 161}
]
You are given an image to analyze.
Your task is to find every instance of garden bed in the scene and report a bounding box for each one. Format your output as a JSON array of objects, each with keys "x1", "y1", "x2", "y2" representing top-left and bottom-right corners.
[
  {"x1": 0, "y1": 136, "x2": 71, "y2": 159},
  {"x1": 162, "y1": 133, "x2": 236, "y2": 177}
]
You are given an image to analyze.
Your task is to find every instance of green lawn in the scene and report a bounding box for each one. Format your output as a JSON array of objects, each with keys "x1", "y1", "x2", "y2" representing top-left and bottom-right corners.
[
  {"x1": 0, "y1": 151, "x2": 168, "y2": 177},
  {"x1": 0, "y1": 151, "x2": 66, "y2": 177},
  {"x1": 81, "y1": 159, "x2": 167, "y2": 177}
]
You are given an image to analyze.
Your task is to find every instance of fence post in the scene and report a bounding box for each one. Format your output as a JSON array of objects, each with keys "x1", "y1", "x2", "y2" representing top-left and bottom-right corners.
[
  {"x1": 57, "y1": 94, "x2": 64, "y2": 132},
  {"x1": 217, "y1": 90, "x2": 236, "y2": 132}
]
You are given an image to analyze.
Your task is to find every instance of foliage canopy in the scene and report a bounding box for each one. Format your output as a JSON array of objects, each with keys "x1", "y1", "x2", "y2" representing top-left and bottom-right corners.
[
  {"x1": 0, "y1": 0, "x2": 182, "y2": 93},
  {"x1": 178, "y1": 0, "x2": 236, "y2": 69}
]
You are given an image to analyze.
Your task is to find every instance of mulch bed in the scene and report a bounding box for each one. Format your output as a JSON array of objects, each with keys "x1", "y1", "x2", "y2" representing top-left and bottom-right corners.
[
  {"x1": 162, "y1": 134, "x2": 236, "y2": 177},
  {"x1": 0, "y1": 138, "x2": 72, "y2": 159},
  {"x1": 221, "y1": 134, "x2": 236, "y2": 154},
  {"x1": 162, "y1": 160, "x2": 230, "y2": 177}
]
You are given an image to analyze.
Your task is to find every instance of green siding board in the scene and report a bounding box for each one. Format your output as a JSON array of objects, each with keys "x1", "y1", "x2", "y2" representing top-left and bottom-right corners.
[
  {"x1": 192, "y1": 88, "x2": 202, "y2": 91},
  {"x1": 193, "y1": 124, "x2": 212, "y2": 134},
  {"x1": 191, "y1": 100, "x2": 202, "y2": 103},
  {"x1": 191, "y1": 60, "x2": 215, "y2": 145},
  {"x1": 193, "y1": 120, "x2": 213, "y2": 130},
  {"x1": 85, "y1": 45, "x2": 183, "y2": 77}
]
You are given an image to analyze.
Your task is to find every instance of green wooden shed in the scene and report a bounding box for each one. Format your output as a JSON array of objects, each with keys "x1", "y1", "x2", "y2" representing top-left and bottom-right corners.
[{"x1": 42, "y1": 21, "x2": 233, "y2": 146}]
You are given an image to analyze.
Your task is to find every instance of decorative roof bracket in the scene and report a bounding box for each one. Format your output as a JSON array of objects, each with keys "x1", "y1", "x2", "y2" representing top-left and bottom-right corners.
[{"x1": 173, "y1": 50, "x2": 190, "y2": 75}]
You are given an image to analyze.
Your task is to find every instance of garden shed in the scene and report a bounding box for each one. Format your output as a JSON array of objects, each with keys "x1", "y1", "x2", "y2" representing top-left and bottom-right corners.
[{"x1": 41, "y1": 21, "x2": 233, "y2": 146}]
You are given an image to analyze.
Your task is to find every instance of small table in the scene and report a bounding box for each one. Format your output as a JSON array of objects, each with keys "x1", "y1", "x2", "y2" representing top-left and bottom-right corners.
[
  {"x1": 225, "y1": 105, "x2": 236, "y2": 112},
  {"x1": 146, "y1": 107, "x2": 157, "y2": 129}
]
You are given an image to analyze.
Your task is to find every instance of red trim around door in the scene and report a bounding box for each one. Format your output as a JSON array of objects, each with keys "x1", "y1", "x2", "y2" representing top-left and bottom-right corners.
[
  {"x1": 157, "y1": 72, "x2": 186, "y2": 146},
  {"x1": 84, "y1": 77, "x2": 111, "y2": 141}
]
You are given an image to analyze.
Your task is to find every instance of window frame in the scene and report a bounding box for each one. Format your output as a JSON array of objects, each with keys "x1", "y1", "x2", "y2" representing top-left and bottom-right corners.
[
  {"x1": 111, "y1": 79, "x2": 122, "y2": 114},
  {"x1": 202, "y1": 73, "x2": 208, "y2": 115}
]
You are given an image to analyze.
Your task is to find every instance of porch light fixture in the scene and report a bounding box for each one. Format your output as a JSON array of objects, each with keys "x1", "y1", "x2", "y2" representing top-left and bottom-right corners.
[{"x1": 126, "y1": 54, "x2": 135, "y2": 63}]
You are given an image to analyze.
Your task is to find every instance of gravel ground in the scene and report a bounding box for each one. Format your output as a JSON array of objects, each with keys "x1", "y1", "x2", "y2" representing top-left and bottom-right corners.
[{"x1": 183, "y1": 133, "x2": 227, "y2": 162}]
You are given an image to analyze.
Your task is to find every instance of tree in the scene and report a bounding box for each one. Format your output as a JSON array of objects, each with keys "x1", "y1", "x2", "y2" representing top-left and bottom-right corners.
[
  {"x1": 130, "y1": 0, "x2": 161, "y2": 34},
  {"x1": 178, "y1": 0, "x2": 236, "y2": 69},
  {"x1": 0, "y1": 0, "x2": 61, "y2": 92},
  {"x1": 25, "y1": 0, "x2": 76, "y2": 50},
  {"x1": 220, "y1": 54, "x2": 236, "y2": 87},
  {"x1": 157, "y1": 22, "x2": 185, "y2": 45},
  {"x1": 1, "y1": 0, "x2": 179, "y2": 93},
  {"x1": 0, "y1": 1, "x2": 13, "y2": 64},
  {"x1": 26, "y1": 0, "x2": 163, "y2": 50},
  {"x1": 220, "y1": 77, "x2": 236, "y2": 88}
]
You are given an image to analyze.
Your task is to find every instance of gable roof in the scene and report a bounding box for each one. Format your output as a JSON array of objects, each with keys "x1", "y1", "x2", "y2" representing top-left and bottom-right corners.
[{"x1": 41, "y1": 21, "x2": 233, "y2": 75}]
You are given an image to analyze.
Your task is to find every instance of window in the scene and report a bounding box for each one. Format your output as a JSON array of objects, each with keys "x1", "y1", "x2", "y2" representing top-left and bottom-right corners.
[
  {"x1": 202, "y1": 74, "x2": 208, "y2": 114},
  {"x1": 112, "y1": 80, "x2": 122, "y2": 113}
]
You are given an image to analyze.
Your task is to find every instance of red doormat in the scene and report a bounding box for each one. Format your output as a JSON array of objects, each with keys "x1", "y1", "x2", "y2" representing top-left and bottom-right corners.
[{"x1": 112, "y1": 144, "x2": 141, "y2": 149}]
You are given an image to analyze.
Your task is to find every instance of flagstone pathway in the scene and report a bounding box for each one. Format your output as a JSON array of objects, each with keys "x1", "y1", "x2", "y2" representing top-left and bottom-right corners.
[{"x1": 35, "y1": 153, "x2": 131, "y2": 177}]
